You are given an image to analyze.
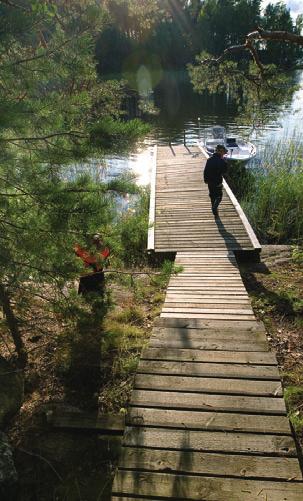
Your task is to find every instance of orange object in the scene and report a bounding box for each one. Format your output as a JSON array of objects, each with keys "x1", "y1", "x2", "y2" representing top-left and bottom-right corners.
[{"x1": 74, "y1": 244, "x2": 110, "y2": 272}]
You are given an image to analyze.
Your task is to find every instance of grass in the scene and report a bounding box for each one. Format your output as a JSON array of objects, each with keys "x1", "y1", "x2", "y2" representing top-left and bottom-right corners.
[
  {"x1": 284, "y1": 386, "x2": 303, "y2": 434},
  {"x1": 229, "y1": 136, "x2": 303, "y2": 244}
]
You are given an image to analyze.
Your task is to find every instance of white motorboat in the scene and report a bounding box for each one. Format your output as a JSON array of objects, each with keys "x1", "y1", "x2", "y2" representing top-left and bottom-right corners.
[{"x1": 200, "y1": 126, "x2": 256, "y2": 162}]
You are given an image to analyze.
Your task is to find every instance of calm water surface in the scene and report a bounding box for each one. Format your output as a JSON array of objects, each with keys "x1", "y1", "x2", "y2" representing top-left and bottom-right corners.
[{"x1": 79, "y1": 70, "x2": 303, "y2": 186}]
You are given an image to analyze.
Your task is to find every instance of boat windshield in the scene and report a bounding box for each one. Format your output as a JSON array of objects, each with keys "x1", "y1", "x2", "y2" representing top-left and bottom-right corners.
[{"x1": 205, "y1": 126, "x2": 226, "y2": 141}]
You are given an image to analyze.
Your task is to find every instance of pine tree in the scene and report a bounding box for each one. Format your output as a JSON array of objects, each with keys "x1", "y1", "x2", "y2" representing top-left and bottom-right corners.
[{"x1": 0, "y1": 0, "x2": 148, "y2": 366}]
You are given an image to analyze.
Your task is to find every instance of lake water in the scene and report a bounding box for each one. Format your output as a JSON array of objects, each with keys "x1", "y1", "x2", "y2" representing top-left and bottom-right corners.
[{"x1": 78, "y1": 70, "x2": 303, "y2": 187}]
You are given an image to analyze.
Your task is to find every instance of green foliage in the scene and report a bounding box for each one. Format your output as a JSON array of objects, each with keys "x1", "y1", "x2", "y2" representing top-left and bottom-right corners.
[
  {"x1": 90, "y1": 118, "x2": 149, "y2": 153},
  {"x1": 151, "y1": 260, "x2": 183, "y2": 289},
  {"x1": 196, "y1": 0, "x2": 261, "y2": 56},
  {"x1": 0, "y1": 0, "x2": 148, "y2": 362},
  {"x1": 117, "y1": 188, "x2": 150, "y2": 267},
  {"x1": 242, "y1": 139, "x2": 303, "y2": 244},
  {"x1": 226, "y1": 160, "x2": 256, "y2": 200},
  {"x1": 261, "y1": 2, "x2": 302, "y2": 67},
  {"x1": 284, "y1": 386, "x2": 303, "y2": 433},
  {"x1": 251, "y1": 286, "x2": 303, "y2": 319},
  {"x1": 189, "y1": 55, "x2": 297, "y2": 130},
  {"x1": 102, "y1": 320, "x2": 145, "y2": 352},
  {"x1": 292, "y1": 246, "x2": 303, "y2": 265},
  {"x1": 96, "y1": 0, "x2": 302, "y2": 79},
  {"x1": 112, "y1": 305, "x2": 145, "y2": 325}
]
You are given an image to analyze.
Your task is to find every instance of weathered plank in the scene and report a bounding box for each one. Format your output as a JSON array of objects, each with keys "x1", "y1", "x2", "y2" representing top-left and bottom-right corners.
[
  {"x1": 118, "y1": 448, "x2": 301, "y2": 480},
  {"x1": 149, "y1": 338, "x2": 269, "y2": 352},
  {"x1": 161, "y1": 313, "x2": 257, "y2": 320},
  {"x1": 151, "y1": 327, "x2": 267, "y2": 340},
  {"x1": 141, "y1": 348, "x2": 277, "y2": 365},
  {"x1": 130, "y1": 390, "x2": 286, "y2": 414},
  {"x1": 127, "y1": 407, "x2": 289, "y2": 433},
  {"x1": 154, "y1": 318, "x2": 266, "y2": 331},
  {"x1": 134, "y1": 374, "x2": 282, "y2": 396},
  {"x1": 112, "y1": 471, "x2": 303, "y2": 500},
  {"x1": 138, "y1": 360, "x2": 280, "y2": 379},
  {"x1": 123, "y1": 427, "x2": 296, "y2": 456},
  {"x1": 164, "y1": 299, "x2": 251, "y2": 305},
  {"x1": 164, "y1": 297, "x2": 251, "y2": 303},
  {"x1": 162, "y1": 304, "x2": 254, "y2": 312}
]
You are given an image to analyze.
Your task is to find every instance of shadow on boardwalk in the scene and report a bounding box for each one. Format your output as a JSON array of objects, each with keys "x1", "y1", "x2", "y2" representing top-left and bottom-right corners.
[{"x1": 215, "y1": 215, "x2": 241, "y2": 252}]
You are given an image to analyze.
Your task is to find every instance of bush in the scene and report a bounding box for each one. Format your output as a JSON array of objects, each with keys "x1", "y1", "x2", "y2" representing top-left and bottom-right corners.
[
  {"x1": 118, "y1": 188, "x2": 150, "y2": 267},
  {"x1": 242, "y1": 138, "x2": 303, "y2": 244}
]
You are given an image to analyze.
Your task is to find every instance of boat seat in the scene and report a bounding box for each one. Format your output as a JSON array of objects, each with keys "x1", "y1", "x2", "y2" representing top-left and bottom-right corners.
[{"x1": 226, "y1": 137, "x2": 238, "y2": 147}]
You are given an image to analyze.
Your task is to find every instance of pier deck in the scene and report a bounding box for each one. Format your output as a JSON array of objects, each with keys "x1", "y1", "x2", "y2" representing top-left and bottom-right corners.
[
  {"x1": 149, "y1": 144, "x2": 260, "y2": 253},
  {"x1": 111, "y1": 146, "x2": 303, "y2": 500}
]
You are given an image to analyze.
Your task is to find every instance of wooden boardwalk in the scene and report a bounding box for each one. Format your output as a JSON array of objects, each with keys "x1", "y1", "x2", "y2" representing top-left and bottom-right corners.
[
  {"x1": 149, "y1": 144, "x2": 260, "y2": 253},
  {"x1": 111, "y1": 146, "x2": 303, "y2": 500}
]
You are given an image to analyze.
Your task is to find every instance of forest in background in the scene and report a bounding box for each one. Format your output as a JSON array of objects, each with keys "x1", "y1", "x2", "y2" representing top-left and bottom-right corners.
[{"x1": 96, "y1": 0, "x2": 303, "y2": 77}]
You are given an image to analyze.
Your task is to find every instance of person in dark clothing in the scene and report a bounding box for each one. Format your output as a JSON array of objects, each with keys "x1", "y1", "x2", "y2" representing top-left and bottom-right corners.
[{"x1": 204, "y1": 144, "x2": 228, "y2": 217}]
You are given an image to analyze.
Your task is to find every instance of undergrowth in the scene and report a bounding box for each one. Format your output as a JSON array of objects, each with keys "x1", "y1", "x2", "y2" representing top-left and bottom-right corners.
[{"x1": 229, "y1": 137, "x2": 303, "y2": 244}]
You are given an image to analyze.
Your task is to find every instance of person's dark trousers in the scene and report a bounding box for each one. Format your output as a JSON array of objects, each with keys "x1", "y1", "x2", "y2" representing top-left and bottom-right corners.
[
  {"x1": 78, "y1": 271, "x2": 105, "y2": 296},
  {"x1": 208, "y1": 183, "x2": 223, "y2": 216}
]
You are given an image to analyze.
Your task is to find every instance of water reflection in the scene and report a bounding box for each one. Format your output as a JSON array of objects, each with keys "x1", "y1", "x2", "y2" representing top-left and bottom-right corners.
[{"x1": 73, "y1": 70, "x2": 303, "y2": 188}]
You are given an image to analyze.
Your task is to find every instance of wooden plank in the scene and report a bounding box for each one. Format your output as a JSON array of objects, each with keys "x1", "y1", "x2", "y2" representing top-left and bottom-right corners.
[
  {"x1": 151, "y1": 327, "x2": 266, "y2": 338},
  {"x1": 118, "y1": 448, "x2": 301, "y2": 480},
  {"x1": 164, "y1": 298, "x2": 250, "y2": 304},
  {"x1": 149, "y1": 338, "x2": 269, "y2": 352},
  {"x1": 160, "y1": 313, "x2": 250, "y2": 320},
  {"x1": 164, "y1": 293, "x2": 248, "y2": 298},
  {"x1": 167, "y1": 276, "x2": 243, "y2": 281},
  {"x1": 112, "y1": 471, "x2": 303, "y2": 500},
  {"x1": 138, "y1": 360, "x2": 280, "y2": 380},
  {"x1": 163, "y1": 296, "x2": 249, "y2": 301},
  {"x1": 150, "y1": 327, "x2": 267, "y2": 341},
  {"x1": 134, "y1": 374, "x2": 282, "y2": 396},
  {"x1": 162, "y1": 305, "x2": 254, "y2": 312},
  {"x1": 123, "y1": 428, "x2": 296, "y2": 456},
  {"x1": 127, "y1": 407, "x2": 289, "y2": 434},
  {"x1": 168, "y1": 276, "x2": 245, "y2": 281},
  {"x1": 154, "y1": 318, "x2": 265, "y2": 331},
  {"x1": 161, "y1": 313, "x2": 256, "y2": 320},
  {"x1": 166, "y1": 286, "x2": 247, "y2": 290},
  {"x1": 163, "y1": 303, "x2": 253, "y2": 310},
  {"x1": 141, "y1": 348, "x2": 276, "y2": 365},
  {"x1": 130, "y1": 390, "x2": 286, "y2": 414},
  {"x1": 156, "y1": 247, "x2": 254, "y2": 251}
]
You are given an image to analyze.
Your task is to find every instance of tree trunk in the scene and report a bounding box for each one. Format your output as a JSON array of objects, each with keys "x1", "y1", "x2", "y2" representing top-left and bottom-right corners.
[{"x1": 0, "y1": 283, "x2": 27, "y2": 368}]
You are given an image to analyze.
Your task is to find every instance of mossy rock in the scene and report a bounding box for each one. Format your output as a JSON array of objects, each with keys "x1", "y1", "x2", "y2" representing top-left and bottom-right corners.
[{"x1": 0, "y1": 356, "x2": 24, "y2": 429}]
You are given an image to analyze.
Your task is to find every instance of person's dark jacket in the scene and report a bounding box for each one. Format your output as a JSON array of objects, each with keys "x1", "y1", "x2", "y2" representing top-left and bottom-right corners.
[{"x1": 204, "y1": 153, "x2": 227, "y2": 186}]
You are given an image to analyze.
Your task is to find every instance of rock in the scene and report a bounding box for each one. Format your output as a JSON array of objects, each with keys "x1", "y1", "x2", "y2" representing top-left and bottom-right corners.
[
  {"x1": 0, "y1": 356, "x2": 24, "y2": 429},
  {"x1": 0, "y1": 432, "x2": 18, "y2": 500}
]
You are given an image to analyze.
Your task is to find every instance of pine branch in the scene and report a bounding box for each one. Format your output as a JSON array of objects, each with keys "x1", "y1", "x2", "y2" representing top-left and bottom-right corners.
[
  {"x1": 0, "y1": 0, "x2": 29, "y2": 11},
  {"x1": 1, "y1": 131, "x2": 87, "y2": 142},
  {"x1": 250, "y1": 28, "x2": 303, "y2": 46},
  {"x1": 202, "y1": 28, "x2": 303, "y2": 74},
  {"x1": 2, "y1": 37, "x2": 73, "y2": 68}
]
